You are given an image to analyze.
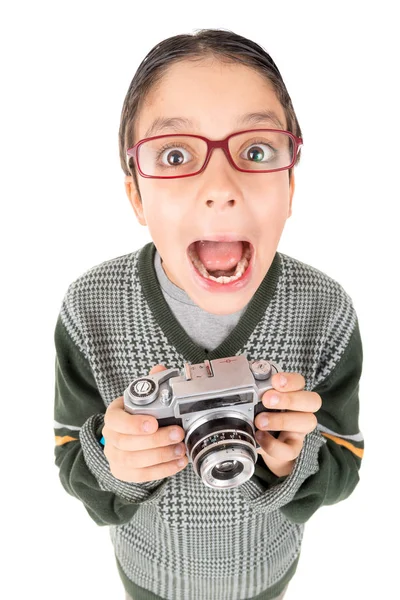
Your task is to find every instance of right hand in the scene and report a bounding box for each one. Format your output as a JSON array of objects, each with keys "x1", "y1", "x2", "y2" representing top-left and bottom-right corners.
[{"x1": 102, "y1": 365, "x2": 188, "y2": 483}]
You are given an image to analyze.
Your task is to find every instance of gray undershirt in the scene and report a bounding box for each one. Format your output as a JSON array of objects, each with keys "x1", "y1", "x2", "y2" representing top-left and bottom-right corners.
[{"x1": 154, "y1": 250, "x2": 247, "y2": 352}]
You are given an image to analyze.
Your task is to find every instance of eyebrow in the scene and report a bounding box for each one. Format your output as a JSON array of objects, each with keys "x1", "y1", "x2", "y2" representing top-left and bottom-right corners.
[{"x1": 143, "y1": 110, "x2": 285, "y2": 138}]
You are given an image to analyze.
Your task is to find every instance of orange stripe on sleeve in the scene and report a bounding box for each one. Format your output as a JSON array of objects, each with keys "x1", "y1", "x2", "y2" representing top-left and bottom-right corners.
[
  {"x1": 321, "y1": 432, "x2": 364, "y2": 458},
  {"x1": 55, "y1": 435, "x2": 79, "y2": 446}
]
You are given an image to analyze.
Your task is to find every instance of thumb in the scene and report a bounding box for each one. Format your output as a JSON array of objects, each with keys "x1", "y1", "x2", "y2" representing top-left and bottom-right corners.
[{"x1": 149, "y1": 364, "x2": 168, "y2": 375}]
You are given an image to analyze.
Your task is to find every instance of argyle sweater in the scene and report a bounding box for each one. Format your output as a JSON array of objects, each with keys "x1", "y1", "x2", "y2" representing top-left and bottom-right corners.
[{"x1": 54, "y1": 242, "x2": 364, "y2": 600}]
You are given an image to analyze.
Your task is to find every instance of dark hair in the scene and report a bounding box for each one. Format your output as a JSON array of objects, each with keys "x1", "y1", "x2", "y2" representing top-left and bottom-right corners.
[{"x1": 119, "y1": 28, "x2": 302, "y2": 192}]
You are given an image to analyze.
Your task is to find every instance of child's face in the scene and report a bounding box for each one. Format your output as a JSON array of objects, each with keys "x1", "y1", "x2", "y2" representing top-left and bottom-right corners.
[{"x1": 125, "y1": 58, "x2": 295, "y2": 315}]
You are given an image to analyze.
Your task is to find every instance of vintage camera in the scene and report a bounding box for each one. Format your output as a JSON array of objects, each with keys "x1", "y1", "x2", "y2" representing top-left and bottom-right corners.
[{"x1": 124, "y1": 355, "x2": 282, "y2": 490}]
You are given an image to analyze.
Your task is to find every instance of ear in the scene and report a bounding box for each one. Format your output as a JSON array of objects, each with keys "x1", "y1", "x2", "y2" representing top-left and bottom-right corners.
[
  {"x1": 125, "y1": 175, "x2": 146, "y2": 226},
  {"x1": 287, "y1": 172, "x2": 295, "y2": 218}
]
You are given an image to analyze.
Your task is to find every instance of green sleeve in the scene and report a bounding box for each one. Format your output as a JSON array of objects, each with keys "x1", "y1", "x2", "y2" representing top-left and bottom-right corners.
[
  {"x1": 242, "y1": 319, "x2": 363, "y2": 523},
  {"x1": 54, "y1": 315, "x2": 166, "y2": 527},
  {"x1": 281, "y1": 319, "x2": 363, "y2": 522}
]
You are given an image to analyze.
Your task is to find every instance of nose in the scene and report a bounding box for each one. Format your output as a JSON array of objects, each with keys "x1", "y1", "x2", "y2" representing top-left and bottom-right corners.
[{"x1": 199, "y1": 146, "x2": 241, "y2": 208}]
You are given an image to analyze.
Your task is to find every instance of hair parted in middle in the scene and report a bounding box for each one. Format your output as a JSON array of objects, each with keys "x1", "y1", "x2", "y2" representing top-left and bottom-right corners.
[{"x1": 119, "y1": 28, "x2": 302, "y2": 195}]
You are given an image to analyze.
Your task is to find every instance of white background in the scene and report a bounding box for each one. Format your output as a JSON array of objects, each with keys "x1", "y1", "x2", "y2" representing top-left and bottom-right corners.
[{"x1": 1, "y1": 1, "x2": 399, "y2": 598}]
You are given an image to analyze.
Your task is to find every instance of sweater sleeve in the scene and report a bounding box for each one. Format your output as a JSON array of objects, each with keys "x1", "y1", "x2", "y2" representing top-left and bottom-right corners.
[
  {"x1": 240, "y1": 315, "x2": 363, "y2": 523},
  {"x1": 54, "y1": 313, "x2": 167, "y2": 527}
]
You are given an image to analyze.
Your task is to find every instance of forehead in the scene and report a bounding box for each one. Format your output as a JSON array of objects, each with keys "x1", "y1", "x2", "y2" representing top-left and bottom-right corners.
[{"x1": 135, "y1": 58, "x2": 287, "y2": 141}]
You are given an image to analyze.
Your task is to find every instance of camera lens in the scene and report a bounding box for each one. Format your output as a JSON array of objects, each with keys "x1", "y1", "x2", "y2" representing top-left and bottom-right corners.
[
  {"x1": 217, "y1": 460, "x2": 238, "y2": 472},
  {"x1": 211, "y1": 460, "x2": 244, "y2": 481},
  {"x1": 186, "y1": 412, "x2": 257, "y2": 490}
]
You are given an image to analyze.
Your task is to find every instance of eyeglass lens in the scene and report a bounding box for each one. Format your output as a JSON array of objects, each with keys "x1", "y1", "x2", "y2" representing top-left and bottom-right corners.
[{"x1": 137, "y1": 130, "x2": 294, "y2": 177}]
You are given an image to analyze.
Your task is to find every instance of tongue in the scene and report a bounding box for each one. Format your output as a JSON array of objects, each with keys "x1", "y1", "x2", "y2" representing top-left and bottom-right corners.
[{"x1": 195, "y1": 240, "x2": 243, "y2": 272}]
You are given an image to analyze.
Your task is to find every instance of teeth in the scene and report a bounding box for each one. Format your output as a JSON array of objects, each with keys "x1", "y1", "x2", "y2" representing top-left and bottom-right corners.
[{"x1": 188, "y1": 244, "x2": 252, "y2": 284}]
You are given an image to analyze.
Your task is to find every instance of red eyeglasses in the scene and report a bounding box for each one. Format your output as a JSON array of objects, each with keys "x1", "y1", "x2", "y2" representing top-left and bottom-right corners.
[{"x1": 126, "y1": 129, "x2": 303, "y2": 179}]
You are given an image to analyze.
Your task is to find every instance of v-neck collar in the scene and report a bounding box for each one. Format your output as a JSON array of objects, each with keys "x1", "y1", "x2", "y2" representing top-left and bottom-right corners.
[{"x1": 137, "y1": 242, "x2": 281, "y2": 363}]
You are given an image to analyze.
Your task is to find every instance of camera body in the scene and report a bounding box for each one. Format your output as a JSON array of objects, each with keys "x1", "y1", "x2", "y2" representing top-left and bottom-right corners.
[{"x1": 124, "y1": 355, "x2": 282, "y2": 490}]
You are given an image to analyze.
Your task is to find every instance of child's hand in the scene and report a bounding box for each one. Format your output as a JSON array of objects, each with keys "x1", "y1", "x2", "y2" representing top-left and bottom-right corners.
[
  {"x1": 254, "y1": 372, "x2": 322, "y2": 478},
  {"x1": 102, "y1": 365, "x2": 188, "y2": 483}
]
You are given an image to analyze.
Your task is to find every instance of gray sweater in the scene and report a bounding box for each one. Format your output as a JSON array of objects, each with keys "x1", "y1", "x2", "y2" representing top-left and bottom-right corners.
[{"x1": 54, "y1": 242, "x2": 364, "y2": 600}]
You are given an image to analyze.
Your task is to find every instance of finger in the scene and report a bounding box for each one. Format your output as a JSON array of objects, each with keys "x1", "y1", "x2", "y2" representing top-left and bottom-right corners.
[
  {"x1": 262, "y1": 389, "x2": 322, "y2": 413},
  {"x1": 255, "y1": 410, "x2": 318, "y2": 434},
  {"x1": 102, "y1": 424, "x2": 186, "y2": 452},
  {"x1": 109, "y1": 455, "x2": 189, "y2": 483},
  {"x1": 105, "y1": 440, "x2": 187, "y2": 470},
  {"x1": 271, "y1": 372, "x2": 306, "y2": 392},
  {"x1": 134, "y1": 457, "x2": 189, "y2": 483},
  {"x1": 256, "y1": 431, "x2": 305, "y2": 462},
  {"x1": 149, "y1": 364, "x2": 168, "y2": 374},
  {"x1": 104, "y1": 398, "x2": 159, "y2": 435}
]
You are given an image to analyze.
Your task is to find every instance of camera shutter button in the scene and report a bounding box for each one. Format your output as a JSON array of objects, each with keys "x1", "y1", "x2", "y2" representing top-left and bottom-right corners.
[
  {"x1": 250, "y1": 360, "x2": 272, "y2": 380},
  {"x1": 160, "y1": 388, "x2": 172, "y2": 405}
]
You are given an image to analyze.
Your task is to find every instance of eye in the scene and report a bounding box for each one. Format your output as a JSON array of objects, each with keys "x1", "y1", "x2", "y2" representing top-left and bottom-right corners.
[
  {"x1": 241, "y1": 141, "x2": 275, "y2": 163},
  {"x1": 158, "y1": 144, "x2": 192, "y2": 167}
]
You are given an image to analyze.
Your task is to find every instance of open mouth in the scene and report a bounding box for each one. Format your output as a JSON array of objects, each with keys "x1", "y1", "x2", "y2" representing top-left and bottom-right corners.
[{"x1": 187, "y1": 240, "x2": 253, "y2": 284}]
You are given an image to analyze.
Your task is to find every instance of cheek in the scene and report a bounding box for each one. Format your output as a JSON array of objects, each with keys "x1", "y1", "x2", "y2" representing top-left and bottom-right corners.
[
  {"x1": 247, "y1": 175, "x2": 291, "y2": 222},
  {"x1": 140, "y1": 185, "x2": 191, "y2": 249},
  {"x1": 140, "y1": 184, "x2": 170, "y2": 219}
]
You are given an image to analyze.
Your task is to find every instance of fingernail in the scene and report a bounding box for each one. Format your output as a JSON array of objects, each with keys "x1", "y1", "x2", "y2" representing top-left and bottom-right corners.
[
  {"x1": 269, "y1": 395, "x2": 280, "y2": 406},
  {"x1": 255, "y1": 430, "x2": 264, "y2": 441},
  {"x1": 177, "y1": 458, "x2": 186, "y2": 467},
  {"x1": 169, "y1": 429, "x2": 181, "y2": 441},
  {"x1": 259, "y1": 415, "x2": 269, "y2": 428},
  {"x1": 142, "y1": 420, "x2": 152, "y2": 432},
  {"x1": 279, "y1": 374, "x2": 288, "y2": 388},
  {"x1": 174, "y1": 444, "x2": 185, "y2": 456}
]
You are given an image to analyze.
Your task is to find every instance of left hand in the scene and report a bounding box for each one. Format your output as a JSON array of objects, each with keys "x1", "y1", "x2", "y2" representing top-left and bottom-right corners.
[{"x1": 255, "y1": 372, "x2": 322, "y2": 478}]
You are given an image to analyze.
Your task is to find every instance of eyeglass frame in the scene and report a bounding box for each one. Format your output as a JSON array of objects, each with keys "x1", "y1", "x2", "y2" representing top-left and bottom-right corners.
[{"x1": 126, "y1": 128, "x2": 303, "y2": 179}]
